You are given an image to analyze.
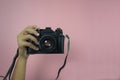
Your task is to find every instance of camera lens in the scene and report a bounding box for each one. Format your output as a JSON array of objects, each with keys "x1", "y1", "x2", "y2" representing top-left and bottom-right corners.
[
  {"x1": 39, "y1": 35, "x2": 56, "y2": 53},
  {"x1": 44, "y1": 40, "x2": 52, "y2": 48}
]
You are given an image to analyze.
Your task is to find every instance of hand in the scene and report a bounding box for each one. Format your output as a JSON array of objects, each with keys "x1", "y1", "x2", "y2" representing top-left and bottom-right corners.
[{"x1": 17, "y1": 25, "x2": 40, "y2": 59}]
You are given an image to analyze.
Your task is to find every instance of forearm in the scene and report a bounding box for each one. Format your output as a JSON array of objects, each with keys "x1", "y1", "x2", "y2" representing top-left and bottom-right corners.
[
  {"x1": 11, "y1": 49, "x2": 28, "y2": 80},
  {"x1": 12, "y1": 25, "x2": 39, "y2": 80}
]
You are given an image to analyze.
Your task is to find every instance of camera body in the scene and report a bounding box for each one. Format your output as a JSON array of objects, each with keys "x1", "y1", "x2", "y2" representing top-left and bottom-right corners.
[{"x1": 27, "y1": 27, "x2": 65, "y2": 54}]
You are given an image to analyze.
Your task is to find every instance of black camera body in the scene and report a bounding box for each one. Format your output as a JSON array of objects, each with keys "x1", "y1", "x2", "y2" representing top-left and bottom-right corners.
[{"x1": 27, "y1": 27, "x2": 65, "y2": 54}]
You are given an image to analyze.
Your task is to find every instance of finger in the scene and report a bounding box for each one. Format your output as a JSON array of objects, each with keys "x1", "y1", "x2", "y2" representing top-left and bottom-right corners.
[
  {"x1": 24, "y1": 28, "x2": 40, "y2": 36},
  {"x1": 27, "y1": 25, "x2": 40, "y2": 31},
  {"x1": 26, "y1": 25, "x2": 38, "y2": 30},
  {"x1": 23, "y1": 34, "x2": 39, "y2": 45},
  {"x1": 23, "y1": 42, "x2": 39, "y2": 50}
]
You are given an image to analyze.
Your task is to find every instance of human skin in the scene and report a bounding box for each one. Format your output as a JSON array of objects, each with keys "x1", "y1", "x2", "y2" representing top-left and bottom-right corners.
[{"x1": 11, "y1": 25, "x2": 40, "y2": 80}]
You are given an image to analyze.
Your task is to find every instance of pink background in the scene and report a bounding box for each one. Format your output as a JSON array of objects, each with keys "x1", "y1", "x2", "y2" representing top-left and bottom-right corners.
[{"x1": 0, "y1": 0, "x2": 120, "y2": 80}]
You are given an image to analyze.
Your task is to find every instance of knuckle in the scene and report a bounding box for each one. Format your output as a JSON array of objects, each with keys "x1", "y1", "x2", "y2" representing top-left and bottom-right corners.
[
  {"x1": 26, "y1": 26, "x2": 31, "y2": 29},
  {"x1": 27, "y1": 34, "x2": 31, "y2": 37},
  {"x1": 27, "y1": 25, "x2": 34, "y2": 28},
  {"x1": 26, "y1": 35, "x2": 32, "y2": 39}
]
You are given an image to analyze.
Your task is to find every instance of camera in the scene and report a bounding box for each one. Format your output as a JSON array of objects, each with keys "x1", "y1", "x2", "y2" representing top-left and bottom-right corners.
[{"x1": 27, "y1": 27, "x2": 65, "y2": 54}]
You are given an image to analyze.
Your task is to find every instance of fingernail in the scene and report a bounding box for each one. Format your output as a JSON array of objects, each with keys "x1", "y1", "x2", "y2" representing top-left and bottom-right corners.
[
  {"x1": 37, "y1": 33, "x2": 39, "y2": 36},
  {"x1": 36, "y1": 48, "x2": 39, "y2": 50},
  {"x1": 36, "y1": 42, "x2": 39, "y2": 44}
]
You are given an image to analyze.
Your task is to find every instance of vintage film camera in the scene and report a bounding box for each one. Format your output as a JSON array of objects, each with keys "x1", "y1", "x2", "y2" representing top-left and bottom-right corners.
[{"x1": 27, "y1": 27, "x2": 65, "y2": 54}]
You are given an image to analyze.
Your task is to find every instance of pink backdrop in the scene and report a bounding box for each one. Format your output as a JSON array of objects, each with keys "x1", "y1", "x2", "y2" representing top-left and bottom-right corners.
[{"x1": 0, "y1": 0, "x2": 120, "y2": 80}]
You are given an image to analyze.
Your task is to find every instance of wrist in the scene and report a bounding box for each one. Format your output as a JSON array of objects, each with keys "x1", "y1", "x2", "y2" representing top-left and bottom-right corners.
[
  {"x1": 18, "y1": 47, "x2": 29, "y2": 60},
  {"x1": 17, "y1": 56, "x2": 28, "y2": 61}
]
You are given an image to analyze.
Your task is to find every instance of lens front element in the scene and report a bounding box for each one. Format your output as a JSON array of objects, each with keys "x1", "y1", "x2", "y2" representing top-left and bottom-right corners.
[
  {"x1": 39, "y1": 35, "x2": 56, "y2": 53},
  {"x1": 44, "y1": 40, "x2": 52, "y2": 48}
]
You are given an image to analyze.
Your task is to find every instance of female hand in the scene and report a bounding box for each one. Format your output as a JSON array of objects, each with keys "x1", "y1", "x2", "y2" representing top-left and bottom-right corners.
[{"x1": 17, "y1": 25, "x2": 40, "y2": 59}]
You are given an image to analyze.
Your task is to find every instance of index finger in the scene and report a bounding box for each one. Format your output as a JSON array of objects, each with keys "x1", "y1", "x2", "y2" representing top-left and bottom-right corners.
[
  {"x1": 26, "y1": 25, "x2": 38, "y2": 30},
  {"x1": 25, "y1": 28, "x2": 40, "y2": 36}
]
